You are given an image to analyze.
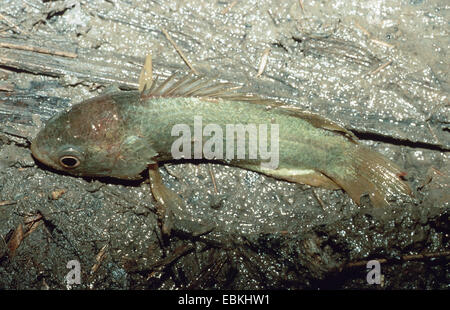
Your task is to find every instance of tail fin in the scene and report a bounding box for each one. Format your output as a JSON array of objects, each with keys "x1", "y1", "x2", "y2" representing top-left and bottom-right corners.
[{"x1": 322, "y1": 145, "x2": 412, "y2": 208}]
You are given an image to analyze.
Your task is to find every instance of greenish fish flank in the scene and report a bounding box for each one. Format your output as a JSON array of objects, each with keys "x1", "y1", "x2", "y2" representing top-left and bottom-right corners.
[{"x1": 31, "y1": 74, "x2": 411, "y2": 208}]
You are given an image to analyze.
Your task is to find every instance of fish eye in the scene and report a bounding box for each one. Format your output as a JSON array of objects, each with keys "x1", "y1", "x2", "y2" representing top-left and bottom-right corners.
[
  {"x1": 57, "y1": 146, "x2": 84, "y2": 169},
  {"x1": 59, "y1": 155, "x2": 80, "y2": 169}
]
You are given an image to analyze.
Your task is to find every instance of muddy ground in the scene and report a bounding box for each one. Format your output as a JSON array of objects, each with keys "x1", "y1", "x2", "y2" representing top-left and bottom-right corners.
[{"x1": 0, "y1": 0, "x2": 448, "y2": 289}]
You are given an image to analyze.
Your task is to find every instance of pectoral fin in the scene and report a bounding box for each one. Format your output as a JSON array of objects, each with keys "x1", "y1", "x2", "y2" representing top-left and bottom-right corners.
[
  {"x1": 148, "y1": 163, "x2": 179, "y2": 236},
  {"x1": 148, "y1": 164, "x2": 217, "y2": 238}
]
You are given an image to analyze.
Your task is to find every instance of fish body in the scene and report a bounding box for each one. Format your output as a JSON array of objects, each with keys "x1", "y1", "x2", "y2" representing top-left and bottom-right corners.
[{"x1": 31, "y1": 75, "x2": 411, "y2": 207}]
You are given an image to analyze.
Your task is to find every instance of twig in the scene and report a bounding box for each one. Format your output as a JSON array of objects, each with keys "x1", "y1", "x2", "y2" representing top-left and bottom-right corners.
[
  {"x1": 346, "y1": 250, "x2": 450, "y2": 268},
  {"x1": 369, "y1": 60, "x2": 392, "y2": 75},
  {"x1": 0, "y1": 200, "x2": 16, "y2": 207},
  {"x1": 0, "y1": 81, "x2": 14, "y2": 92},
  {"x1": 148, "y1": 244, "x2": 194, "y2": 271},
  {"x1": 298, "y1": 0, "x2": 305, "y2": 13},
  {"x1": 266, "y1": 9, "x2": 278, "y2": 26},
  {"x1": 23, "y1": 213, "x2": 43, "y2": 225},
  {"x1": 91, "y1": 244, "x2": 108, "y2": 274},
  {"x1": 187, "y1": 254, "x2": 228, "y2": 289},
  {"x1": 312, "y1": 190, "x2": 326, "y2": 210},
  {"x1": 431, "y1": 167, "x2": 445, "y2": 176},
  {"x1": 0, "y1": 45, "x2": 137, "y2": 89},
  {"x1": 255, "y1": 47, "x2": 270, "y2": 78},
  {"x1": 0, "y1": 25, "x2": 14, "y2": 34},
  {"x1": 23, "y1": 220, "x2": 42, "y2": 239},
  {"x1": 221, "y1": 1, "x2": 238, "y2": 14},
  {"x1": 354, "y1": 21, "x2": 371, "y2": 37},
  {"x1": 354, "y1": 21, "x2": 393, "y2": 49},
  {"x1": 208, "y1": 164, "x2": 218, "y2": 194},
  {"x1": 7, "y1": 223, "x2": 23, "y2": 257},
  {"x1": 0, "y1": 42, "x2": 77, "y2": 58},
  {"x1": 370, "y1": 39, "x2": 393, "y2": 49},
  {"x1": 426, "y1": 122, "x2": 440, "y2": 145},
  {"x1": 161, "y1": 28, "x2": 198, "y2": 75},
  {"x1": 0, "y1": 13, "x2": 29, "y2": 36}
]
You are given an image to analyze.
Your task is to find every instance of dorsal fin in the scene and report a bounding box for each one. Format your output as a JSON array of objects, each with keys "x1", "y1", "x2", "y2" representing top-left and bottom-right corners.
[
  {"x1": 141, "y1": 73, "x2": 357, "y2": 142},
  {"x1": 141, "y1": 73, "x2": 238, "y2": 99},
  {"x1": 272, "y1": 106, "x2": 358, "y2": 142},
  {"x1": 138, "y1": 54, "x2": 154, "y2": 92}
]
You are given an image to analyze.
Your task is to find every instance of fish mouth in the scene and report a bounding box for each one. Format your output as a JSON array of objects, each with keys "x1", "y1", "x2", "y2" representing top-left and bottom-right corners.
[
  {"x1": 30, "y1": 140, "x2": 58, "y2": 171},
  {"x1": 30, "y1": 140, "x2": 41, "y2": 162}
]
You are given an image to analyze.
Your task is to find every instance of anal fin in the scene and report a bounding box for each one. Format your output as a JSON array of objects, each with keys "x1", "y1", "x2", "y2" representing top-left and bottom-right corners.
[{"x1": 240, "y1": 164, "x2": 340, "y2": 190}]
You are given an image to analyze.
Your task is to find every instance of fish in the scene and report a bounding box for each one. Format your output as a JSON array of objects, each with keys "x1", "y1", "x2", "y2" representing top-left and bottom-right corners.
[{"x1": 31, "y1": 74, "x2": 411, "y2": 208}]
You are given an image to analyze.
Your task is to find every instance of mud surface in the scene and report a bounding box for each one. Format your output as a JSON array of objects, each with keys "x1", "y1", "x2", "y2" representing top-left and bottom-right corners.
[{"x1": 0, "y1": 0, "x2": 448, "y2": 289}]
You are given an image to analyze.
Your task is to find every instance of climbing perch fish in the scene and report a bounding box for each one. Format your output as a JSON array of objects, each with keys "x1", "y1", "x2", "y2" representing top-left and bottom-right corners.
[{"x1": 31, "y1": 74, "x2": 411, "y2": 208}]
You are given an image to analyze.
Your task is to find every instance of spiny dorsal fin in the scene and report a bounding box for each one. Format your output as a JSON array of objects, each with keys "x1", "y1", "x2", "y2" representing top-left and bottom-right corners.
[
  {"x1": 141, "y1": 73, "x2": 357, "y2": 142},
  {"x1": 141, "y1": 73, "x2": 237, "y2": 99},
  {"x1": 139, "y1": 54, "x2": 153, "y2": 92}
]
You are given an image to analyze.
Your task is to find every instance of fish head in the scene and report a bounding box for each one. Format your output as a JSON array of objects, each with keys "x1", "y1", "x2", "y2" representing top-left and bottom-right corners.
[{"x1": 31, "y1": 93, "x2": 150, "y2": 180}]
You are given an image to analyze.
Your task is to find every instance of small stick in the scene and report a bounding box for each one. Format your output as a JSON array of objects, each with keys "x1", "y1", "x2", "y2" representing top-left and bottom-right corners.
[
  {"x1": 354, "y1": 21, "x2": 393, "y2": 48},
  {"x1": 0, "y1": 55, "x2": 15, "y2": 64},
  {"x1": 148, "y1": 244, "x2": 194, "y2": 270},
  {"x1": 24, "y1": 213, "x2": 43, "y2": 225},
  {"x1": 0, "y1": 42, "x2": 77, "y2": 58},
  {"x1": 23, "y1": 220, "x2": 42, "y2": 239},
  {"x1": 0, "y1": 200, "x2": 16, "y2": 207},
  {"x1": 426, "y1": 122, "x2": 440, "y2": 145},
  {"x1": 0, "y1": 13, "x2": 29, "y2": 36},
  {"x1": 208, "y1": 164, "x2": 218, "y2": 194},
  {"x1": 402, "y1": 251, "x2": 450, "y2": 261},
  {"x1": 161, "y1": 28, "x2": 198, "y2": 75},
  {"x1": 298, "y1": 0, "x2": 305, "y2": 13},
  {"x1": 346, "y1": 250, "x2": 450, "y2": 268},
  {"x1": 354, "y1": 21, "x2": 371, "y2": 37},
  {"x1": 0, "y1": 82, "x2": 14, "y2": 92},
  {"x1": 0, "y1": 25, "x2": 14, "y2": 33},
  {"x1": 369, "y1": 60, "x2": 392, "y2": 75},
  {"x1": 7, "y1": 223, "x2": 23, "y2": 257},
  {"x1": 266, "y1": 9, "x2": 278, "y2": 25},
  {"x1": 431, "y1": 167, "x2": 445, "y2": 176},
  {"x1": 255, "y1": 47, "x2": 270, "y2": 78},
  {"x1": 312, "y1": 190, "x2": 326, "y2": 210},
  {"x1": 370, "y1": 39, "x2": 393, "y2": 49},
  {"x1": 91, "y1": 244, "x2": 108, "y2": 274},
  {"x1": 0, "y1": 67, "x2": 11, "y2": 76},
  {"x1": 221, "y1": 0, "x2": 238, "y2": 14}
]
